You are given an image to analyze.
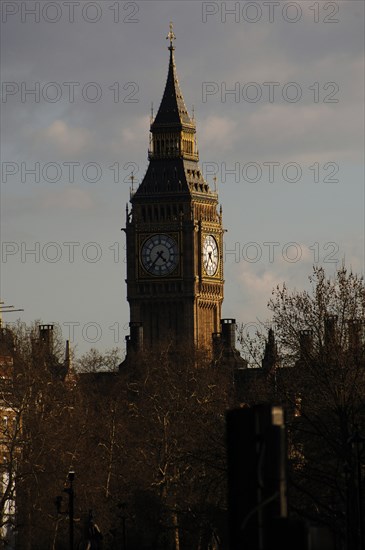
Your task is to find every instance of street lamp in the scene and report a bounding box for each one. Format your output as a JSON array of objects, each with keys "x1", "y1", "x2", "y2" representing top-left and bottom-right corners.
[
  {"x1": 55, "y1": 470, "x2": 75, "y2": 550},
  {"x1": 65, "y1": 471, "x2": 75, "y2": 550}
]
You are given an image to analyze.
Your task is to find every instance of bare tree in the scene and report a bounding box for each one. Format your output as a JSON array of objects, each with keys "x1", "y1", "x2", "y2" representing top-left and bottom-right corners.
[
  {"x1": 239, "y1": 266, "x2": 365, "y2": 550},
  {"x1": 119, "y1": 347, "x2": 234, "y2": 550}
]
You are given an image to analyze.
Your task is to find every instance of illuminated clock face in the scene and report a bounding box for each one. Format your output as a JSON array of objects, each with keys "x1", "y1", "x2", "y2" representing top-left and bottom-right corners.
[
  {"x1": 203, "y1": 235, "x2": 219, "y2": 276},
  {"x1": 141, "y1": 234, "x2": 178, "y2": 276}
]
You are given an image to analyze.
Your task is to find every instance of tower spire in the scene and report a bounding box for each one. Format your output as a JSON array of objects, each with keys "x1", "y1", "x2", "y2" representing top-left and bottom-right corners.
[
  {"x1": 121, "y1": 26, "x2": 224, "y2": 358},
  {"x1": 147, "y1": 22, "x2": 198, "y2": 162},
  {"x1": 152, "y1": 22, "x2": 193, "y2": 129}
]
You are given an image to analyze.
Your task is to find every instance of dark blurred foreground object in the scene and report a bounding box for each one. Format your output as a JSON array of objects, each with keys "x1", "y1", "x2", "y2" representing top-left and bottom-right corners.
[
  {"x1": 226, "y1": 405, "x2": 334, "y2": 550},
  {"x1": 86, "y1": 510, "x2": 103, "y2": 550}
]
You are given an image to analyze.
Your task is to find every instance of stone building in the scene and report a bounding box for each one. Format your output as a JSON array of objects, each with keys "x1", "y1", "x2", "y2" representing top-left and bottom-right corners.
[
  {"x1": 122, "y1": 23, "x2": 245, "y2": 367},
  {"x1": 0, "y1": 323, "x2": 71, "y2": 548}
]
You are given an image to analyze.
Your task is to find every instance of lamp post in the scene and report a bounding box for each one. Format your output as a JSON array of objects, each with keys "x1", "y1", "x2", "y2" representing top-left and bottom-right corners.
[
  {"x1": 65, "y1": 470, "x2": 75, "y2": 550},
  {"x1": 56, "y1": 471, "x2": 75, "y2": 550}
]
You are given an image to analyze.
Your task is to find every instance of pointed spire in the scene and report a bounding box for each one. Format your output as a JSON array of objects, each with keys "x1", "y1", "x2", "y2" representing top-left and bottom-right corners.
[
  {"x1": 262, "y1": 328, "x2": 278, "y2": 374},
  {"x1": 152, "y1": 23, "x2": 194, "y2": 128},
  {"x1": 64, "y1": 339, "x2": 77, "y2": 386},
  {"x1": 150, "y1": 102, "x2": 154, "y2": 124}
]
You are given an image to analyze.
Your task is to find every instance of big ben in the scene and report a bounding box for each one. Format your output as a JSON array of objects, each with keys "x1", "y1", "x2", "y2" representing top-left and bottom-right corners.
[{"x1": 124, "y1": 24, "x2": 224, "y2": 353}]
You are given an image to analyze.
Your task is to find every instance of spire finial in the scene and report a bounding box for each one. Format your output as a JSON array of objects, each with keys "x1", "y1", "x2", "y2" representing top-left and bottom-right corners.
[
  {"x1": 150, "y1": 102, "x2": 154, "y2": 123},
  {"x1": 166, "y1": 21, "x2": 176, "y2": 50}
]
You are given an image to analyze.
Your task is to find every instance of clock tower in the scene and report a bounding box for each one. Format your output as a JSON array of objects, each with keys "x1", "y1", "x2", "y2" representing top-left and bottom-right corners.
[{"x1": 123, "y1": 24, "x2": 224, "y2": 354}]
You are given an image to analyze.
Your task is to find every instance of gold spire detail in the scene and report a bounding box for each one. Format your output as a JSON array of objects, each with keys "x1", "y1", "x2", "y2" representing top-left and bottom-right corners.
[{"x1": 166, "y1": 21, "x2": 176, "y2": 50}]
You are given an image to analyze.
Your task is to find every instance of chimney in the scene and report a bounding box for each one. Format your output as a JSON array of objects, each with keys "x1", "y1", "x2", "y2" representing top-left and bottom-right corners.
[
  {"x1": 299, "y1": 329, "x2": 313, "y2": 361},
  {"x1": 216, "y1": 319, "x2": 247, "y2": 370},
  {"x1": 39, "y1": 324, "x2": 54, "y2": 354},
  {"x1": 221, "y1": 319, "x2": 237, "y2": 350}
]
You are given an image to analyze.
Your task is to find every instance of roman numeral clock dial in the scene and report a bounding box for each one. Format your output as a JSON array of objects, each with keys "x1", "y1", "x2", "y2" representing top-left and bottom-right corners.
[
  {"x1": 203, "y1": 235, "x2": 219, "y2": 276},
  {"x1": 141, "y1": 234, "x2": 179, "y2": 276}
]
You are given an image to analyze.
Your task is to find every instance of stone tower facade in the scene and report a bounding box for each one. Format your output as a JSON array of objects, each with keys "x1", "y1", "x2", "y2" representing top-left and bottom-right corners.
[{"x1": 123, "y1": 24, "x2": 224, "y2": 354}]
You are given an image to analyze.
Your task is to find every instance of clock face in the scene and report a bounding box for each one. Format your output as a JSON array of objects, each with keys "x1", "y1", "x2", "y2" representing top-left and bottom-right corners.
[
  {"x1": 203, "y1": 235, "x2": 219, "y2": 276},
  {"x1": 141, "y1": 234, "x2": 179, "y2": 276}
]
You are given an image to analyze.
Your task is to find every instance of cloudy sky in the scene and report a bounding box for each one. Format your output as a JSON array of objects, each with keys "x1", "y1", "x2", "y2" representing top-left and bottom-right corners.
[{"x1": 1, "y1": 0, "x2": 364, "y2": 357}]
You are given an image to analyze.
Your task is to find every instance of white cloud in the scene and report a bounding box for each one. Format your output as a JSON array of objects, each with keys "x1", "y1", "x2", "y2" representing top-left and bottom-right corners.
[
  {"x1": 120, "y1": 115, "x2": 150, "y2": 146},
  {"x1": 41, "y1": 188, "x2": 94, "y2": 210},
  {"x1": 199, "y1": 115, "x2": 239, "y2": 151},
  {"x1": 245, "y1": 102, "x2": 363, "y2": 161},
  {"x1": 249, "y1": 104, "x2": 328, "y2": 140},
  {"x1": 33, "y1": 120, "x2": 94, "y2": 156}
]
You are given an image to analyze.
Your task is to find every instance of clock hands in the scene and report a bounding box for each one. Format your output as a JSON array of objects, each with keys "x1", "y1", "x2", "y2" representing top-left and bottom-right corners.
[
  {"x1": 204, "y1": 251, "x2": 212, "y2": 268},
  {"x1": 142, "y1": 235, "x2": 178, "y2": 276},
  {"x1": 157, "y1": 249, "x2": 168, "y2": 263},
  {"x1": 203, "y1": 236, "x2": 218, "y2": 276},
  {"x1": 204, "y1": 248, "x2": 217, "y2": 274},
  {"x1": 206, "y1": 250, "x2": 216, "y2": 265},
  {"x1": 150, "y1": 249, "x2": 168, "y2": 270}
]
